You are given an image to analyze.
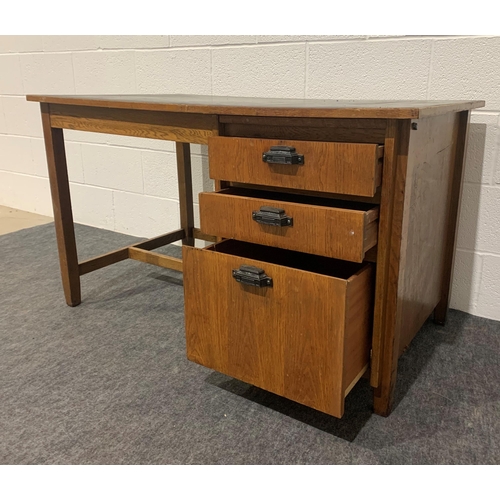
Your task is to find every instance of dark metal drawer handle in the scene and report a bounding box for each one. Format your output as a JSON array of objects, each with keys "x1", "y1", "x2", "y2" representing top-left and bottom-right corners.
[
  {"x1": 262, "y1": 145, "x2": 304, "y2": 165},
  {"x1": 252, "y1": 206, "x2": 293, "y2": 227},
  {"x1": 232, "y1": 265, "x2": 273, "y2": 288}
]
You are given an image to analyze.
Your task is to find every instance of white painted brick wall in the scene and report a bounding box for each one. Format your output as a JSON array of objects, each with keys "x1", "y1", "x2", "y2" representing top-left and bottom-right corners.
[
  {"x1": 80, "y1": 143, "x2": 143, "y2": 194},
  {"x1": 113, "y1": 191, "x2": 180, "y2": 237},
  {"x1": 70, "y1": 183, "x2": 114, "y2": 230},
  {"x1": 0, "y1": 135, "x2": 32, "y2": 175},
  {"x1": 0, "y1": 54, "x2": 23, "y2": 93},
  {"x1": 307, "y1": 39, "x2": 432, "y2": 99},
  {"x1": 0, "y1": 36, "x2": 44, "y2": 54},
  {"x1": 465, "y1": 114, "x2": 499, "y2": 184},
  {"x1": 64, "y1": 142, "x2": 85, "y2": 184},
  {"x1": 0, "y1": 98, "x2": 6, "y2": 133},
  {"x1": 136, "y1": 49, "x2": 212, "y2": 94},
  {"x1": 42, "y1": 36, "x2": 101, "y2": 53},
  {"x1": 73, "y1": 51, "x2": 137, "y2": 94},
  {"x1": 99, "y1": 36, "x2": 170, "y2": 50},
  {"x1": 429, "y1": 37, "x2": 500, "y2": 109},
  {"x1": 0, "y1": 170, "x2": 52, "y2": 214},
  {"x1": 212, "y1": 44, "x2": 306, "y2": 98},
  {"x1": 0, "y1": 35, "x2": 499, "y2": 320},
  {"x1": 170, "y1": 36, "x2": 256, "y2": 47},
  {"x1": 476, "y1": 255, "x2": 500, "y2": 318},
  {"x1": 20, "y1": 53, "x2": 76, "y2": 95},
  {"x1": 2, "y1": 97, "x2": 42, "y2": 137},
  {"x1": 141, "y1": 150, "x2": 179, "y2": 200}
]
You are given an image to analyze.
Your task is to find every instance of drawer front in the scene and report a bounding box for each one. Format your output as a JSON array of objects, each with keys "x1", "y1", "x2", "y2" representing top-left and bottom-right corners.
[
  {"x1": 199, "y1": 189, "x2": 379, "y2": 262},
  {"x1": 183, "y1": 241, "x2": 373, "y2": 418},
  {"x1": 208, "y1": 137, "x2": 383, "y2": 197}
]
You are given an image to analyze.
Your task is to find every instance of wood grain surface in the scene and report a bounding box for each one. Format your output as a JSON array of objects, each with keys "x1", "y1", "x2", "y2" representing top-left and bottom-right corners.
[
  {"x1": 176, "y1": 143, "x2": 195, "y2": 245},
  {"x1": 209, "y1": 137, "x2": 383, "y2": 197},
  {"x1": 30, "y1": 93, "x2": 482, "y2": 418},
  {"x1": 128, "y1": 247, "x2": 183, "y2": 271},
  {"x1": 223, "y1": 118, "x2": 387, "y2": 144},
  {"x1": 41, "y1": 103, "x2": 81, "y2": 306},
  {"x1": 27, "y1": 94, "x2": 484, "y2": 119},
  {"x1": 343, "y1": 265, "x2": 375, "y2": 393},
  {"x1": 370, "y1": 119, "x2": 411, "y2": 404},
  {"x1": 199, "y1": 188, "x2": 379, "y2": 262},
  {"x1": 396, "y1": 112, "x2": 466, "y2": 353},
  {"x1": 49, "y1": 104, "x2": 219, "y2": 144},
  {"x1": 434, "y1": 111, "x2": 471, "y2": 324},
  {"x1": 183, "y1": 240, "x2": 373, "y2": 417},
  {"x1": 78, "y1": 229, "x2": 186, "y2": 275},
  {"x1": 371, "y1": 113, "x2": 467, "y2": 416}
]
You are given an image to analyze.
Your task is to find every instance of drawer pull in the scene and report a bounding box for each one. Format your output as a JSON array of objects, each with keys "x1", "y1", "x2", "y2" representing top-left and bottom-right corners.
[
  {"x1": 232, "y1": 265, "x2": 273, "y2": 288},
  {"x1": 262, "y1": 145, "x2": 304, "y2": 165},
  {"x1": 252, "y1": 206, "x2": 293, "y2": 227}
]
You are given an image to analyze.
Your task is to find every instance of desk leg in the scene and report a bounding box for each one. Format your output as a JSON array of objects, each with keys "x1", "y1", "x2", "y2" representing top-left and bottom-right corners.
[
  {"x1": 176, "y1": 142, "x2": 195, "y2": 247},
  {"x1": 372, "y1": 119, "x2": 410, "y2": 417},
  {"x1": 41, "y1": 103, "x2": 81, "y2": 306},
  {"x1": 434, "y1": 111, "x2": 470, "y2": 325}
]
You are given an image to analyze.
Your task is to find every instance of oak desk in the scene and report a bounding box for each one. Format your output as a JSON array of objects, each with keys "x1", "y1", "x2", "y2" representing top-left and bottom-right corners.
[{"x1": 27, "y1": 94, "x2": 484, "y2": 417}]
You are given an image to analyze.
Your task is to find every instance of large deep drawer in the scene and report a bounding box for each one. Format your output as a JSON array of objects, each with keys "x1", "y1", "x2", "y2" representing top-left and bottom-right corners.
[
  {"x1": 182, "y1": 240, "x2": 374, "y2": 418},
  {"x1": 199, "y1": 188, "x2": 379, "y2": 262},
  {"x1": 208, "y1": 137, "x2": 383, "y2": 197}
]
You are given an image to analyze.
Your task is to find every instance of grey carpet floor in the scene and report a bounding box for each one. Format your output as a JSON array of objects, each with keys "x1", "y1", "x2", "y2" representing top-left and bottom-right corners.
[{"x1": 0, "y1": 223, "x2": 499, "y2": 464}]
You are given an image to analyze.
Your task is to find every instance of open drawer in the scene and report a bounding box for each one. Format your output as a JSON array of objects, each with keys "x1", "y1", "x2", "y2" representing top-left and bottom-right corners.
[
  {"x1": 183, "y1": 240, "x2": 374, "y2": 418},
  {"x1": 199, "y1": 188, "x2": 379, "y2": 262}
]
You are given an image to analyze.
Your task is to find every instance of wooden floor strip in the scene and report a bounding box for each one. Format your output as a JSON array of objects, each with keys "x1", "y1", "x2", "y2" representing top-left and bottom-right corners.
[
  {"x1": 193, "y1": 228, "x2": 217, "y2": 242},
  {"x1": 79, "y1": 247, "x2": 130, "y2": 275},
  {"x1": 128, "y1": 247, "x2": 183, "y2": 272},
  {"x1": 132, "y1": 229, "x2": 185, "y2": 251}
]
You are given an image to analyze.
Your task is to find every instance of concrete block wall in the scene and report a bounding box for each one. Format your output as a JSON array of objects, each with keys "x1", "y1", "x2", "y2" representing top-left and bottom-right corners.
[{"x1": 0, "y1": 35, "x2": 499, "y2": 320}]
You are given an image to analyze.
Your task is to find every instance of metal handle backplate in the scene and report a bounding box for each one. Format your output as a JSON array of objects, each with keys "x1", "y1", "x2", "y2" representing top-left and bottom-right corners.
[
  {"x1": 232, "y1": 265, "x2": 273, "y2": 288},
  {"x1": 252, "y1": 206, "x2": 293, "y2": 227},
  {"x1": 262, "y1": 145, "x2": 304, "y2": 165}
]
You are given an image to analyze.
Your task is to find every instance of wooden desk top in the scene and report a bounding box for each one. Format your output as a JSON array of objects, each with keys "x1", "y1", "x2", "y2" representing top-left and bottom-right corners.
[{"x1": 26, "y1": 94, "x2": 484, "y2": 120}]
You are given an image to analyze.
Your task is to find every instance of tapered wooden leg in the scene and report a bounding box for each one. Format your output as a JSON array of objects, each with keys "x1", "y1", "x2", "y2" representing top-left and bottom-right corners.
[
  {"x1": 40, "y1": 103, "x2": 81, "y2": 306},
  {"x1": 176, "y1": 142, "x2": 195, "y2": 246},
  {"x1": 373, "y1": 371, "x2": 398, "y2": 417},
  {"x1": 434, "y1": 111, "x2": 471, "y2": 325}
]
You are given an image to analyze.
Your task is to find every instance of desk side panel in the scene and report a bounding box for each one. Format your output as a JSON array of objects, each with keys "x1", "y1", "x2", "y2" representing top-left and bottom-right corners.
[{"x1": 396, "y1": 112, "x2": 462, "y2": 354}]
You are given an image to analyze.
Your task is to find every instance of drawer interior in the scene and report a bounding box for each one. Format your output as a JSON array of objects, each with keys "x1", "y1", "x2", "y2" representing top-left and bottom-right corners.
[
  {"x1": 217, "y1": 187, "x2": 378, "y2": 213},
  {"x1": 207, "y1": 239, "x2": 368, "y2": 280}
]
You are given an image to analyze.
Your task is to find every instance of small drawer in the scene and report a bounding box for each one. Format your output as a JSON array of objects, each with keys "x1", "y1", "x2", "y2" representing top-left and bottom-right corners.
[
  {"x1": 199, "y1": 188, "x2": 379, "y2": 262},
  {"x1": 208, "y1": 137, "x2": 383, "y2": 197},
  {"x1": 183, "y1": 240, "x2": 374, "y2": 418}
]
